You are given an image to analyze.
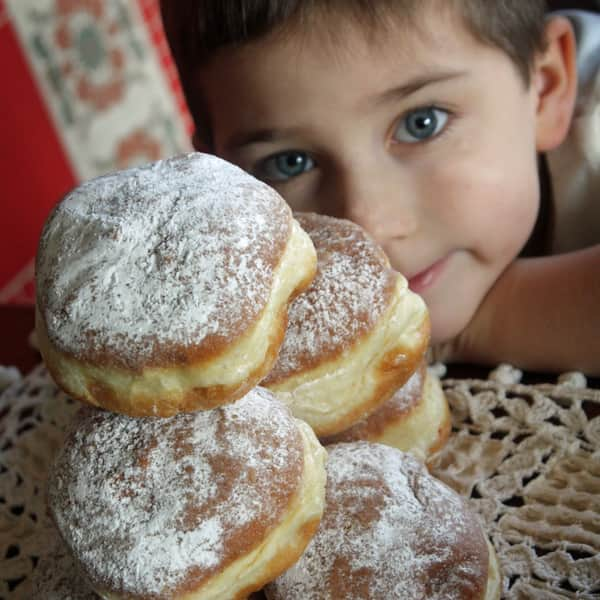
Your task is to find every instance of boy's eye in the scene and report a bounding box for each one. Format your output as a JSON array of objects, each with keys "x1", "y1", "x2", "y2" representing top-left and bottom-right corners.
[
  {"x1": 256, "y1": 151, "x2": 315, "y2": 182},
  {"x1": 393, "y1": 107, "x2": 449, "y2": 143}
]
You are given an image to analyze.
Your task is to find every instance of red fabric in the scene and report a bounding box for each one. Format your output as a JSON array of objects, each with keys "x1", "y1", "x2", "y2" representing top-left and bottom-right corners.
[
  {"x1": 0, "y1": 0, "x2": 77, "y2": 298},
  {"x1": 136, "y1": 0, "x2": 194, "y2": 136},
  {"x1": 0, "y1": 0, "x2": 191, "y2": 304}
]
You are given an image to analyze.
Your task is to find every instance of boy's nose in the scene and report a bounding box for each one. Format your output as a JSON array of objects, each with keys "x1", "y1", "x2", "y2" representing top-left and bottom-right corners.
[{"x1": 322, "y1": 170, "x2": 418, "y2": 245}]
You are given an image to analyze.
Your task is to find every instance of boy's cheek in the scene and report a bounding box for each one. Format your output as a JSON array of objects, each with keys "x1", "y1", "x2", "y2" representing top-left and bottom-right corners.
[{"x1": 433, "y1": 155, "x2": 537, "y2": 218}]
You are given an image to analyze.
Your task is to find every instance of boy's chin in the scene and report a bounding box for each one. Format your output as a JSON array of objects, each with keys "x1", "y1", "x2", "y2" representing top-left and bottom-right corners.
[{"x1": 428, "y1": 301, "x2": 478, "y2": 349}]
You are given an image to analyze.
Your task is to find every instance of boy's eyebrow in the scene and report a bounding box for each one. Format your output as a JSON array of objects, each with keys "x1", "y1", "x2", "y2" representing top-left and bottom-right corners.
[
  {"x1": 226, "y1": 71, "x2": 467, "y2": 151},
  {"x1": 368, "y1": 70, "x2": 468, "y2": 108},
  {"x1": 226, "y1": 128, "x2": 293, "y2": 151}
]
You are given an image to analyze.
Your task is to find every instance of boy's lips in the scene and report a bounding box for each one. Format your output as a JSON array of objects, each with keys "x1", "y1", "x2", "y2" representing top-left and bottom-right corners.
[{"x1": 408, "y1": 255, "x2": 449, "y2": 294}]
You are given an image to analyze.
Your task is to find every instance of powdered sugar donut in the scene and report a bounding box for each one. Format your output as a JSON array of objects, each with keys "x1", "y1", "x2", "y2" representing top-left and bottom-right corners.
[
  {"x1": 47, "y1": 387, "x2": 327, "y2": 600},
  {"x1": 262, "y1": 213, "x2": 429, "y2": 436},
  {"x1": 35, "y1": 153, "x2": 316, "y2": 416},
  {"x1": 322, "y1": 362, "x2": 451, "y2": 462},
  {"x1": 266, "y1": 442, "x2": 501, "y2": 600}
]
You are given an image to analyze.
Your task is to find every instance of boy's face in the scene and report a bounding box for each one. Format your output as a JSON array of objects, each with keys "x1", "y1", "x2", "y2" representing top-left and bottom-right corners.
[{"x1": 193, "y1": 10, "x2": 542, "y2": 343}]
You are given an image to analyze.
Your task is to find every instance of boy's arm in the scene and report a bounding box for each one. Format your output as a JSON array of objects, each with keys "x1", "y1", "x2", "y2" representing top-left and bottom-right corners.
[{"x1": 447, "y1": 245, "x2": 600, "y2": 376}]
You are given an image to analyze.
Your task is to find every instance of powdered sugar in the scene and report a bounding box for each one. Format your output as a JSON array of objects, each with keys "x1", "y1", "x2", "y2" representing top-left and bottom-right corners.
[
  {"x1": 322, "y1": 364, "x2": 425, "y2": 444},
  {"x1": 386, "y1": 362, "x2": 424, "y2": 413},
  {"x1": 36, "y1": 153, "x2": 291, "y2": 369},
  {"x1": 47, "y1": 387, "x2": 303, "y2": 598},
  {"x1": 266, "y1": 213, "x2": 396, "y2": 381},
  {"x1": 268, "y1": 442, "x2": 488, "y2": 600}
]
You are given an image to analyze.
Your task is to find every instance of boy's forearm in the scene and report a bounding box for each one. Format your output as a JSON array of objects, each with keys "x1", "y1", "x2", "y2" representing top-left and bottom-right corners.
[{"x1": 454, "y1": 245, "x2": 600, "y2": 376}]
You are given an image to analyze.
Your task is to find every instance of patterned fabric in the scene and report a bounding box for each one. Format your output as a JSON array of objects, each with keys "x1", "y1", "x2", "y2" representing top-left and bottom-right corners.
[{"x1": 0, "y1": 0, "x2": 191, "y2": 305}]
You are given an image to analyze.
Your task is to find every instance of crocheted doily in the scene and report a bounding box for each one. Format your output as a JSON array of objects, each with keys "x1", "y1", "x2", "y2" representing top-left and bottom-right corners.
[{"x1": 1, "y1": 364, "x2": 599, "y2": 599}]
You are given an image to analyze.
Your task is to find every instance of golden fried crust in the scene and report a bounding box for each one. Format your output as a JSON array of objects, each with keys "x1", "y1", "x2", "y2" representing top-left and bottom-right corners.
[
  {"x1": 37, "y1": 154, "x2": 297, "y2": 370},
  {"x1": 263, "y1": 213, "x2": 430, "y2": 436},
  {"x1": 265, "y1": 282, "x2": 430, "y2": 437},
  {"x1": 36, "y1": 306, "x2": 282, "y2": 416},
  {"x1": 266, "y1": 443, "x2": 492, "y2": 600},
  {"x1": 264, "y1": 213, "x2": 398, "y2": 382},
  {"x1": 358, "y1": 361, "x2": 427, "y2": 434},
  {"x1": 36, "y1": 239, "x2": 315, "y2": 417},
  {"x1": 322, "y1": 364, "x2": 452, "y2": 462},
  {"x1": 321, "y1": 362, "x2": 426, "y2": 441},
  {"x1": 47, "y1": 389, "x2": 327, "y2": 600},
  {"x1": 35, "y1": 155, "x2": 317, "y2": 416},
  {"x1": 232, "y1": 516, "x2": 322, "y2": 600},
  {"x1": 310, "y1": 314, "x2": 429, "y2": 437}
]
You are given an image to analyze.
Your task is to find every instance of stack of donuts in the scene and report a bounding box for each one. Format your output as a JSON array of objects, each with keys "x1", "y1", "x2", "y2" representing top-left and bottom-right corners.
[{"x1": 34, "y1": 153, "x2": 501, "y2": 599}]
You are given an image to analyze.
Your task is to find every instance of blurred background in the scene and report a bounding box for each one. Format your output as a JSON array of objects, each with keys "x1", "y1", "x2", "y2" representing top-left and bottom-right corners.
[{"x1": 0, "y1": 0, "x2": 192, "y2": 306}]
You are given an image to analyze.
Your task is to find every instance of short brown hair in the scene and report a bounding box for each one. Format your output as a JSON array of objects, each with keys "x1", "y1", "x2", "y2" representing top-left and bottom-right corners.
[{"x1": 161, "y1": 0, "x2": 548, "y2": 134}]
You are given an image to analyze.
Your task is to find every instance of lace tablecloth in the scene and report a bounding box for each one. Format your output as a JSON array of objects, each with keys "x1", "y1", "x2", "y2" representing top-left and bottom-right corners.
[{"x1": 1, "y1": 364, "x2": 599, "y2": 599}]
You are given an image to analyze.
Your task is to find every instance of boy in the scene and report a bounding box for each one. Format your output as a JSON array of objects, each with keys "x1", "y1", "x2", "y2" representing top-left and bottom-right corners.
[{"x1": 160, "y1": 1, "x2": 600, "y2": 375}]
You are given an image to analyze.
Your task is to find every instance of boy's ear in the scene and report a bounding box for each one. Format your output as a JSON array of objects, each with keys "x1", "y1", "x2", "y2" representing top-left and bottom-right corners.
[{"x1": 533, "y1": 16, "x2": 578, "y2": 152}]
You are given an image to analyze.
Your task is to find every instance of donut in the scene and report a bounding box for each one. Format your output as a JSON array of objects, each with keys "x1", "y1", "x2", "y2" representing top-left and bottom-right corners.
[
  {"x1": 321, "y1": 362, "x2": 451, "y2": 462},
  {"x1": 262, "y1": 212, "x2": 430, "y2": 437},
  {"x1": 47, "y1": 387, "x2": 327, "y2": 600},
  {"x1": 266, "y1": 442, "x2": 501, "y2": 600},
  {"x1": 35, "y1": 152, "x2": 317, "y2": 416}
]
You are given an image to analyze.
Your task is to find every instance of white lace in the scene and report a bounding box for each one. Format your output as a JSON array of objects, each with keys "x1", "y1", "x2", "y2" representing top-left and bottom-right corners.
[{"x1": 1, "y1": 364, "x2": 599, "y2": 599}]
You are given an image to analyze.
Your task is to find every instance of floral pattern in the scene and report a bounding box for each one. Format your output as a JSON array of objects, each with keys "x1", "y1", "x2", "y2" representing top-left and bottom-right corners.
[
  {"x1": 0, "y1": 0, "x2": 191, "y2": 304},
  {"x1": 5, "y1": 0, "x2": 190, "y2": 179},
  {"x1": 54, "y1": 0, "x2": 126, "y2": 111}
]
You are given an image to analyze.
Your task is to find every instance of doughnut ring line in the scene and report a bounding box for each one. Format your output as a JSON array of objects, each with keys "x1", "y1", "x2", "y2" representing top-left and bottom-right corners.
[
  {"x1": 35, "y1": 153, "x2": 317, "y2": 416},
  {"x1": 47, "y1": 387, "x2": 327, "y2": 600},
  {"x1": 263, "y1": 212, "x2": 430, "y2": 436},
  {"x1": 322, "y1": 362, "x2": 452, "y2": 462}
]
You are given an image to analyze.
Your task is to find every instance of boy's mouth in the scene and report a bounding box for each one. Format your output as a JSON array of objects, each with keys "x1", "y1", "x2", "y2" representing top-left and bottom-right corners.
[{"x1": 408, "y1": 255, "x2": 449, "y2": 294}]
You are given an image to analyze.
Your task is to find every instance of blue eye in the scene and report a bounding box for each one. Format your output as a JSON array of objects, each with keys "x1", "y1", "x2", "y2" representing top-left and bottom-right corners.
[
  {"x1": 257, "y1": 151, "x2": 315, "y2": 181},
  {"x1": 393, "y1": 107, "x2": 449, "y2": 143}
]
